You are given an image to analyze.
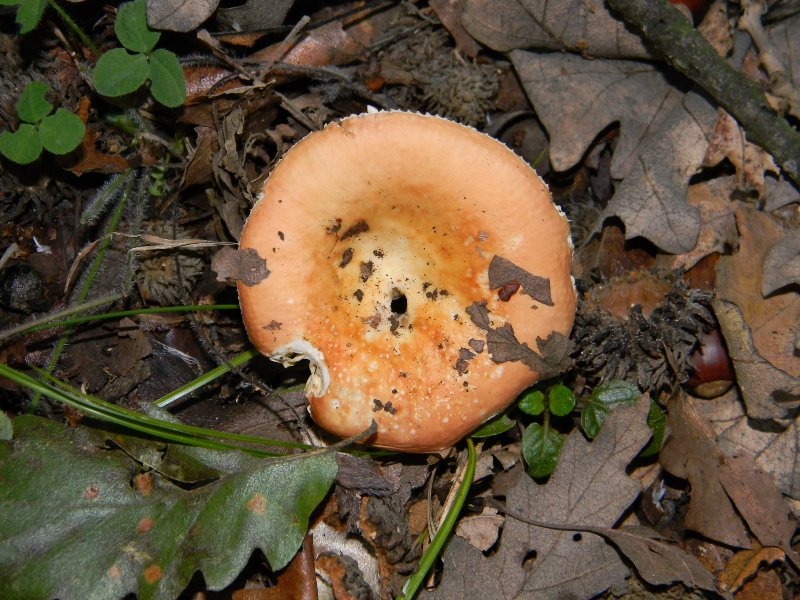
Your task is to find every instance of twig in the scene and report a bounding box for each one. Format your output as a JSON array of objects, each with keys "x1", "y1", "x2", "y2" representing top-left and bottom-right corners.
[{"x1": 605, "y1": 0, "x2": 800, "y2": 186}]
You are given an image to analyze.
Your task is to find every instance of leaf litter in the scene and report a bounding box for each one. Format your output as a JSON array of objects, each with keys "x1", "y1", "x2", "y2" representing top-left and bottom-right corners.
[{"x1": 1, "y1": 0, "x2": 799, "y2": 596}]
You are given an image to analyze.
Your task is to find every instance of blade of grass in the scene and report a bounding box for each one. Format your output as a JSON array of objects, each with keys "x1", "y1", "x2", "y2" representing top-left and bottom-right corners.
[{"x1": 399, "y1": 438, "x2": 476, "y2": 599}]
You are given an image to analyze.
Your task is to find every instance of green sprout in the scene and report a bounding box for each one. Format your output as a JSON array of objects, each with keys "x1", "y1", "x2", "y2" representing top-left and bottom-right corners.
[
  {"x1": 0, "y1": 82, "x2": 85, "y2": 165},
  {"x1": 92, "y1": 0, "x2": 186, "y2": 108}
]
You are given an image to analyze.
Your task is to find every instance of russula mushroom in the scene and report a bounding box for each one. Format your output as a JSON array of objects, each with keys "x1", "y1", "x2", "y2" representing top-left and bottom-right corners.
[{"x1": 238, "y1": 111, "x2": 576, "y2": 452}]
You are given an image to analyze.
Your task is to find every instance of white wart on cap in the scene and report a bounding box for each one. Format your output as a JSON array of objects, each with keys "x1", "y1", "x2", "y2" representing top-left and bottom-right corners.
[{"x1": 238, "y1": 111, "x2": 576, "y2": 452}]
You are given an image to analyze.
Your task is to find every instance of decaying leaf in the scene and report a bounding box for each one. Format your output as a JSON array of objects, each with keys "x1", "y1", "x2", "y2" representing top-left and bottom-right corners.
[
  {"x1": 762, "y1": 230, "x2": 800, "y2": 296},
  {"x1": 424, "y1": 398, "x2": 652, "y2": 599},
  {"x1": 703, "y1": 109, "x2": 778, "y2": 196},
  {"x1": 455, "y1": 506, "x2": 504, "y2": 551},
  {"x1": 461, "y1": 0, "x2": 654, "y2": 58},
  {"x1": 510, "y1": 51, "x2": 687, "y2": 179},
  {"x1": 713, "y1": 299, "x2": 800, "y2": 420},
  {"x1": 716, "y1": 207, "x2": 800, "y2": 378},
  {"x1": 147, "y1": 0, "x2": 220, "y2": 32},
  {"x1": 599, "y1": 90, "x2": 718, "y2": 254},
  {"x1": 488, "y1": 255, "x2": 552, "y2": 306},
  {"x1": 719, "y1": 546, "x2": 785, "y2": 595},
  {"x1": 660, "y1": 394, "x2": 795, "y2": 549},
  {"x1": 694, "y1": 390, "x2": 800, "y2": 505},
  {"x1": 215, "y1": 0, "x2": 294, "y2": 32},
  {"x1": 0, "y1": 415, "x2": 337, "y2": 599},
  {"x1": 212, "y1": 246, "x2": 270, "y2": 286}
]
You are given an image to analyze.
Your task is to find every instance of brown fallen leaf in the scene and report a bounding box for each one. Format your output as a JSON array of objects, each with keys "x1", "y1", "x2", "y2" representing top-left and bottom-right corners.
[
  {"x1": 460, "y1": 0, "x2": 654, "y2": 58},
  {"x1": 424, "y1": 397, "x2": 652, "y2": 599},
  {"x1": 718, "y1": 545, "x2": 784, "y2": 594},
  {"x1": 63, "y1": 97, "x2": 129, "y2": 176},
  {"x1": 762, "y1": 230, "x2": 800, "y2": 296},
  {"x1": 429, "y1": 0, "x2": 481, "y2": 58},
  {"x1": 215, "y1": 0, "x2": 294, "y2": 32},
  {"x1": 716, "y1": 206, "x2": 800, "y2": 377},
  {"x1": 455, "y1": 506, "x2": 504, "y2": 551},
  {"x1": 703, "y1": 109, "x2": 778, "y2": 196},
  {"x1": 693, "y1": 390, "x2": 800, "y2": 508},
  {"x1": 712, "y1": 298, "x2": 800, "y2": 420},
  {"x1": 147, "y1": 0, "x2": 220, "y2": 32},
  {"x1": 654, "y1": 177, "x2": 738, "y2": 272},
  {"x1": 660, "y1": 394, "x2": 796, "y2": 550}
]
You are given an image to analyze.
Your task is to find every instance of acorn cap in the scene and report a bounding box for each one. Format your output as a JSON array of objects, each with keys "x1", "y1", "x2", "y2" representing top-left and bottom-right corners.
[{"x1": 238, "y1": 111, "x2": 576, "y2": 452}]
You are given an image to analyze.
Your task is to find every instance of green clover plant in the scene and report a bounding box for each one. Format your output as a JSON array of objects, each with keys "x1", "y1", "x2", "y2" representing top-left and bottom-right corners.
[
  {"x1": 0, "y1": 0, "x2": 47, "y2": 34},
  {"x1": 92, "y1": 0, "x2": 186, "y2": 108},
  {"x1": 517, "y1": 380, "x2": 665, "y2": 479},
  {"x1": 0, "y1": 82, "x2": 85, "y2": 165}
]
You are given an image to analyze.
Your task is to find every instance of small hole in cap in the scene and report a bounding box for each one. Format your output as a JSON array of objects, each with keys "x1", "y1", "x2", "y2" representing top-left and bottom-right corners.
[{"x1": 390, "y1": 289, "x2": 407, "y2": 315}]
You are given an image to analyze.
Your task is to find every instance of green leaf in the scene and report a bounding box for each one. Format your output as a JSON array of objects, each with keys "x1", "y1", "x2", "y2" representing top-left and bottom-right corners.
[
  {"x1": 0, "y1": 412, "x2": 11, "y2": 441},
  {"x1": 0, "y1": 416, "x2": 337, "y2": 599},
  {"x1": 471, "y1": 414, "x2": 515, "y2": 438},
  {"x1": 0, "y1": 0, "x2": 22, "y2": 6},
  {"x1": 16, "y1": 82, "x2": 52, "y2": 123},
  {"x1": 148, "y1": 49, "x2": 186, "y2": 107},
  {"x1": 15, "y1": 0, "x2": 46, "y2": 33},
  {"x1": 115, "y1": 0, "x2": 160, "y2": 53},
  {"x1": 0, "y1": 124, "x2": 42, "y2": 164},
  {"x1": 640, "y1": 398, "x2": 666, "y2": 458},
  {"x1": 93, "y1": 48, "x2": 149, "y2": 97},
  {"x1": 521, "y1": 422, "x2": 564, "y2": 478},
  {"x1": 580, "y1": 380, "x2": 641, "y2": 439},
  {"x1": 518, "y1": 389, "x2": 546, "y2": 416},
  {"x1": 547, "y1": 383, "x2": 576, "y2": 417},
  {"x1": 39, "y1": 108, "x2": 85, "y2": 154}
]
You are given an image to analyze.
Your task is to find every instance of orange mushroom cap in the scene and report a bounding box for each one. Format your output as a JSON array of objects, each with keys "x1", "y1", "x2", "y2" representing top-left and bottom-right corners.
[{"x1": 238, "y1": 111, "x2": 576, "y2": 452}]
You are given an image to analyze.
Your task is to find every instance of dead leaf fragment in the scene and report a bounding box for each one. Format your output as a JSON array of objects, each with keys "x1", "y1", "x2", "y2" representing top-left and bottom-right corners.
[
  {"x1": 455, "y1": 506, "x2": 504, "y2": 551},
  {"x1": 212, "y1": 246, "x2": 270, "y2": 286},
  {"x1": 762, "y1": 230, "x2": 800, "y2": 295},
  {"x1": 713, "y1": 298, "x2": 800, "y2": 420},
  {"x1": 718, "y1": 546, "x2": 784, "y2": 594},
  {"x1": 461, "y1": 0, "x2": 654, "y2": 58},
  {"x1": 488, "y1": 255, "x2": 552, "y2": 306},
  {"x1": 147, "y1": 0, "x2": 219, "y2": 32},
  {"x1": 425, "y1": 397, "x2": 652, "y2": 599},
  {"x1": 661, "y1": 394, "x2": 795, "y2": 549}
]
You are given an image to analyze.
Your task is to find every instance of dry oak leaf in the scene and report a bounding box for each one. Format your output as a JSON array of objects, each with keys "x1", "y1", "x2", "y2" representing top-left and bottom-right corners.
[
  {"x1": 694, "y1": 389, "x2": 800, "y2": 504},
  {"x1": 762, "y1": 229, "x2": 800, "y2": 296},
  {"x1": 460, "y1": 0, "x2": 654, "y2": 58},
  {"x1": 703, "y1": 109, "x2": 778, "y2": 196},
  {"x1": 718, "y1": 545, "x2": 785, "y2": 594},
  {"x1": 660, "y1": 394, "x2": 796, "y2": 550},
  {"x1": 716, "y1": 206, "x2": 800, "y2": 378},
  {"x1": 654, "y1": 177, "x2": 738, "y2": 272},
  {"x1": 712, "y1": 298, "x2": 800, "y2": 420},
  {"x1": 146, "y1": 0, "x2": 219, "y2": 32},
  {"x1": 511, "y1": 50, "x2": 718, "y2": 253},
  {"x1": 424, "y1": 397, "x2": 652, "y2": 599}
]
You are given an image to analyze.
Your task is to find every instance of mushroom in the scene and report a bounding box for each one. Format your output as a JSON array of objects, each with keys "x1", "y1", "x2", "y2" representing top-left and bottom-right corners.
[{"x1": 238, "y1": 111, "x2": 576, "y2": 452}]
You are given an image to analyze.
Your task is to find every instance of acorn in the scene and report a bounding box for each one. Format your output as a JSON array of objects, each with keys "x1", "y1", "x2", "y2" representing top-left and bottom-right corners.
[{"x1": 686, "y1": 328, "x2": 734, "y2": 398}]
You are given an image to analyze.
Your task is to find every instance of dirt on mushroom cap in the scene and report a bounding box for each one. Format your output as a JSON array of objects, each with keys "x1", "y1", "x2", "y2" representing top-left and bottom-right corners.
[{"x1": 237, "y1": 111, "x2": 576, "y2": 452}]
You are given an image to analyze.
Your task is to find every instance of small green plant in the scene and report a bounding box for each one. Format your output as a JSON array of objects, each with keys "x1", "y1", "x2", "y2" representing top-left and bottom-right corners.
[
  {"x1": 0, "y1": 0, "x2": 46, "y2": 34},
  {"x1": 0, "y1": 82, "x2": 85, "y2": 165},
  {"x1": 518, "y1": 380, "x2": 665, "y2": 478},
  {"x1": 92, "y1": 0, "x2": 186, "y2": 108}
]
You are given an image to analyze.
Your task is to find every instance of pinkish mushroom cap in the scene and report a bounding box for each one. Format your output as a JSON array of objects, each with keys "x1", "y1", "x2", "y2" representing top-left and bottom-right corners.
[{"x1": 238, "y1": 111, "x2": 576, "y2": 452}]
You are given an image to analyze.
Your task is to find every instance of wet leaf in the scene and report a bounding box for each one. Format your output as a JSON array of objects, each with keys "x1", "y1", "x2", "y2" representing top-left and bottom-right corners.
[
  {"x1": 522, "y1": 422, "x2": 564, "y2": 478},
  {"x1": 518, "y1": 389, "x2": 545, "y2": 416},
  {"x1": 580, "y1": 380, "x2": 640, "y2": 439},
  {"x1": 470, "y1": 414, "x2": 516, "y2": 438},
  {"x1": 0, "y1": 415, "x2": 337, "y2": 600}
]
